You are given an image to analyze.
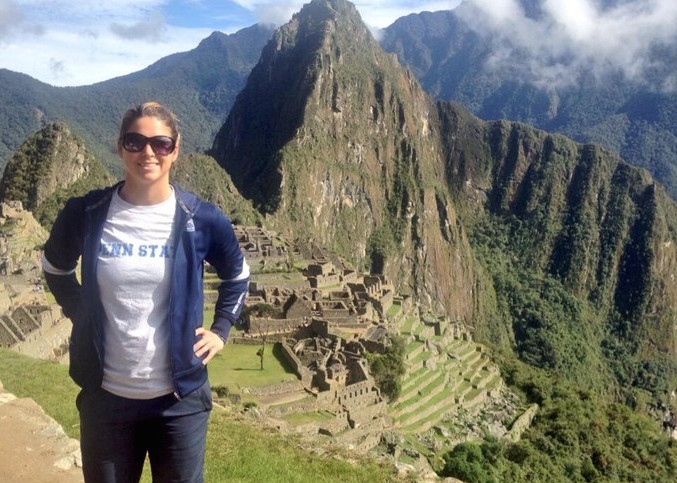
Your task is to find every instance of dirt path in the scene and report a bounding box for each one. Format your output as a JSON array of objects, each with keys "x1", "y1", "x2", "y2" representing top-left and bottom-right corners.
[{"x1": 0, "y1": 382, "x2": 82, "y2": 482}]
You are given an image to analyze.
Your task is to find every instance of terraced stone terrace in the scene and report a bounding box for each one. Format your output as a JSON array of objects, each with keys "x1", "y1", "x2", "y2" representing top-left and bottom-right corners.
[{"x1": 391, "y1": 310, "x2": 503, "y2": 435}]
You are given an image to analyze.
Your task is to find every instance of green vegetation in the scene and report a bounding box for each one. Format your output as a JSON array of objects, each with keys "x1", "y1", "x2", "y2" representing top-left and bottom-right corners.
[
  {"x1": 440, "y1": 359, "x2": 677, "y2": 482},
  {"x1": 382, "y1": 9, "x2": 677, "y2": 199},
  {"x1": 171, "y1": 153, "x2": 262, "y2": 226},
  {"x1": 0, "y1": 348, "x2": 80, "y2": 438},
  {"x1": 0, "y1": 122, "x2": 114, "y2": 228},
  {"x1": 4, "y1": 2, "x2": 677, "y2": 480},
  {"x1": 468, "y1": 203, "x2": 677, "y2": 399},
  {"x1": 282, "y1": 410, "x2": 335, "y2": 426},
  {"x1": 366, "y1": 224, "x2": 396, "y2": 274},
  {"x1": 365, "y1": 335, "x2": 406, "y2": 401}
]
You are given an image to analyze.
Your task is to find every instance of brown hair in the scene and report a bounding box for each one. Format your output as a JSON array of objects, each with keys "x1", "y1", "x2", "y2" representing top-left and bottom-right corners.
[{"x1": 117, "y1": 101, "x2": 180, "y2": 152}]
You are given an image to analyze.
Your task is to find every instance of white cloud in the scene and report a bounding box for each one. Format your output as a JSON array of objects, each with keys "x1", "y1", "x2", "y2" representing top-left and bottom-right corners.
[
  {"x1": 1, "y1": 1, "x2": 206, "y2": 85},
  {"x1": 0, "y1": 0, "x2": 45, "y2": 40},
  {"x1": 459, "y1": 0, "x2": 677, "y2": 90},
  {"x1": 228, "y1": 0, "x2": 462, "y2": 43},
  {"x1": 110, "y1": 11, "x2": 167, "y2": 41},
  {"x1": 3, "y1": 23, "x2": 213, "y2": 86},
  {"x1": 359, "y1": 1, "x2": 458, "y2": 28}
]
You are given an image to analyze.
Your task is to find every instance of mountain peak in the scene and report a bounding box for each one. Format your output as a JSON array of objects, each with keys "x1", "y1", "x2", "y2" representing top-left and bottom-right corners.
[
  {"x1": 0, "y1": 122, "x2": 113, "y2": 227},
  {"x1": 212, "y1": 0, "x2": 476, "y2": 321},
  {"x1": 212, "y1": 0, "x2": 389, "y2": 211},
  {"x1": 294, "y1": 0, "x2": 369, "y2": 30}
]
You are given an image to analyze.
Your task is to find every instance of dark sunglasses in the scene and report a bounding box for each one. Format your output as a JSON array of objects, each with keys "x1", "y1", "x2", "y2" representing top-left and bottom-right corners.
[{"x1": 122, "y1": 132, "x2": 176, "y2": 156}]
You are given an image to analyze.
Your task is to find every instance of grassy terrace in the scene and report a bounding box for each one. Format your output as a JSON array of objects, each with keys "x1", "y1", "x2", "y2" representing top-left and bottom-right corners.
[
  {"x1": 453, "y1": 342, "x2": 478, "y2": 360},
  {"x1": 392, "y1": 317, "x2": 502, "y2": 433},
  {"x1": 467, "y1": 354, "x2": 488, "y2": 373},
  {"x1": 0, "y1": 349, "x2": 402, "y2": 482},
  {"x1": 484, "y1": 373, "x2": 503, "y2": 391},
  {"x1": 249, "y1": 272, "x2": 307, "y2": 283},
  {"x1": 397, "y1": 386, "x2": 456, "y2": 428},
  {"x1": 408, "y1": 348, "x2": 431, "y2": 366},
  {"x1": 283, "y1": 410, "x2": 336, "y2": 426},
  {"x1": 387, "y1": 302, "x2": 402, "y2": 318},
  {"x1": 445, "y1": 338, "x2": 467, "y2": 352},
  {"x1": 464, "y1": 386, "x2": 486, "y2": 403},
  {"x1": 399, "y1": 316, "x2": 418, "y2": 335},
  {"x1": 404, "y1": 340, "x2": 424, "y2": 356},
  {"x1": 391, "y1": 372, "x2": 447, "y2": 415},
  {"x1": 397, "y1": 369, "x2": 447, "y2": 403},
  {"x1": 400, "y1": 367, "x2": 435, "y2": 394},
  {"x1": 400, "y1": 395, "x2": 458, "y2": 434}
]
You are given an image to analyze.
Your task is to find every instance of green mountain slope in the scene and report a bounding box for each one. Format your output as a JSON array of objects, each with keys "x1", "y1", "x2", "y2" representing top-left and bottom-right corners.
[
  {"x1": 171, "y1": 153, "x2": 262, "y2": 226},
  {"x1": 439, "y1": 102, "x2": 677, "y2": 394},
  {"x1": 4, "y1": 0, "x2": 677, "y2": 479},
  {"x1": 0, "y1": 122, "x2": 115, "y2": 228}
]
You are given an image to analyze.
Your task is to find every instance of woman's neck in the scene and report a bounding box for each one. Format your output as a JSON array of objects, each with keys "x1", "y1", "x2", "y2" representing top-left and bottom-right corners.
[{"x1": 119, "y1": 181, "x2": 173, "y2": 206}]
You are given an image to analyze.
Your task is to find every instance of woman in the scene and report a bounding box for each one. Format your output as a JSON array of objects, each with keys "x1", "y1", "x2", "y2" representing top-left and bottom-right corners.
[{"x1": 42, "y1": 101, "x2": 250, "y2": 482}]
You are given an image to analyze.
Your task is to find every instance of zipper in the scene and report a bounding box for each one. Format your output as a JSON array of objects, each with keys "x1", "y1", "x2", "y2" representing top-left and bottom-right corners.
[
  {"x1": 167, "y1": 189, "x2": 195, "y2": 400},
  {"x1": 85, "y1": 204, "x2": 105, "y2": 381}
]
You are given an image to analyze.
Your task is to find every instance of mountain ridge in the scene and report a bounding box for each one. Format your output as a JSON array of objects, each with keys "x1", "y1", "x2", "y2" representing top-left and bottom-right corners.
[{"x1": 380, "y1": 4, "x2": 677, "y2": 200}]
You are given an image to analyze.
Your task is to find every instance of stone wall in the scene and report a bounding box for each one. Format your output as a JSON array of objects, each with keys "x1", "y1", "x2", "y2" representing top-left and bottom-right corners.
[
  {"x1": 341, "y1": 270, "x2": 357, "y2": 283},
  {"x1": 265, "y1": 394, "x2": 319, "y2": 417},
  {"x1": 348, "y1": 400, "x2": 387, "y2": 426},
  {"x1": 249, "y1": 317, "x2": 304, "y2": 335},
  {"x1": 319, "y1": 379, "x2": 377, "y2": 406},
  {"x1": 318, "y1": 411, "x2": 351, "y2": 435},
  {"x1": 307, "y1": 261, "x2": 334, "y2": 276},
  {"x1": 0, "y1": 317, "x2": 20, "y2": 346},
  {"x1": 309, "y1": 273, "x2": 341, "y2": 288},
  {"x1": 280, "y1": 340, "x2": 314, "y2": 386},
  {"x1": 11, "y1": 306, "x2": 41, "y2": 336},
  {"x1": 246, "y1": 380, "x2": 305, "y2": 397}
]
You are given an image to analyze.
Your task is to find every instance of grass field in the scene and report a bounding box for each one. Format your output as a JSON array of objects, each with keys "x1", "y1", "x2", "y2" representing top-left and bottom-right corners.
[
  {"x1": 0, "y1": 348, "x2": 404, "y2": 482},
  {"x1": 208, "y1": 342, "x2": 298, "y2": 392}
]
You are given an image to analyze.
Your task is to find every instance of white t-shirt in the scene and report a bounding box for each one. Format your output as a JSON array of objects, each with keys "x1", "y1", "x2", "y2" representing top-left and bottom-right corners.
[{"x1": 97, "y1": 188, "x2": 177, "y2": 399}]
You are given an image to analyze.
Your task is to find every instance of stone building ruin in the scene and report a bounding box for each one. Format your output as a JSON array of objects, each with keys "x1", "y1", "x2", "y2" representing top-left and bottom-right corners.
[{"x1": 268, "y1": 319, "x2": 389, "y2": 450}]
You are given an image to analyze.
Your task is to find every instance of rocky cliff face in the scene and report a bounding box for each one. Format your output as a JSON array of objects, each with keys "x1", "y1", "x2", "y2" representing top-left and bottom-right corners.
[
  {"x1": 0, "y1": 122, "x2": 113, "y2": 227},
  {"x1": 212, "y1": 0, "x2": 477, "y2": 320}
]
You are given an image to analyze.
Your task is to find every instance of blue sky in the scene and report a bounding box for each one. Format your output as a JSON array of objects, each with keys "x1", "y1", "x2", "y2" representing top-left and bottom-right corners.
[{"x1": 0, "y1": 0, "x2": 458, "y2": 86}]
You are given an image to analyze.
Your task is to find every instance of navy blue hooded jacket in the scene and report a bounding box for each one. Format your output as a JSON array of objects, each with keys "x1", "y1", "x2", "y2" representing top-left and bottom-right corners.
[{"x1": 42, "y1": 182, "x2": 249, "y2": 397}]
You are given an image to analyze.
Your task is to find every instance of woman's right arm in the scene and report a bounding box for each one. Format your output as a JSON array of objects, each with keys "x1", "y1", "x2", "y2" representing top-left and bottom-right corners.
[{"x1": 42, "y1": 197, "x2": 85, "y2": 319}]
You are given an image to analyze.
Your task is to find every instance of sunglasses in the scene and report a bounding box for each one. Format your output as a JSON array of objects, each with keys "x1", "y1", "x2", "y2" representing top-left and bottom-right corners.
[{"x1": 122, "y1": 132, "x2": 176, "y2": 156}]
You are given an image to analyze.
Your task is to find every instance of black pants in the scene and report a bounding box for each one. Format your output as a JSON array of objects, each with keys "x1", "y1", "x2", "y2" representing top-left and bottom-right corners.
[{"x1": 77, "y1": 382, "x2": 212, "y2": 483}]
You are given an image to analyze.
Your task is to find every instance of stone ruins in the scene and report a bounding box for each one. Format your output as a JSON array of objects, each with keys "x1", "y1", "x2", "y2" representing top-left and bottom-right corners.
[
  {"x1": 226, "y1": 226, "x2": 510, "y2": 454},
  {"x1": 0, "y1": 201, "x2": 71, "y2": 361}
]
